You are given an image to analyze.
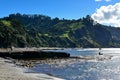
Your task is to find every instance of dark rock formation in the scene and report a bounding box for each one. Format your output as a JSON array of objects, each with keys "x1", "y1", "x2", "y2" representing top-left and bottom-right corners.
[{"x1": 0, "y1": 51, "x2": 70, "y2": 59}]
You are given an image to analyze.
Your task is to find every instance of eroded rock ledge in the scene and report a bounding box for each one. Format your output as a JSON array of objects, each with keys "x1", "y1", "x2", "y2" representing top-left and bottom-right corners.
[{"x1": 0, "y1": 50, "x2": 70, "y2": 59}]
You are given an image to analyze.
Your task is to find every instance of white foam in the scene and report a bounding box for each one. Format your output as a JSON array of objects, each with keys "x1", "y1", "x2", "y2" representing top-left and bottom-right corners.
[
  {"x1": 111, "y1": 55, "x2": 120, "y2": 60},
  {"x1": 77, "y1": 48, "x2": 99, "y2": 51},
  {"x1": 23, "y1": 72, "x2": 64, "y2": 80}
]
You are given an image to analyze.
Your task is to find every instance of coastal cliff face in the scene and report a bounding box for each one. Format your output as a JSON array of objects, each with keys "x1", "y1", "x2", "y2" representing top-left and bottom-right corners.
[
  {"x1": 0, "y1": 19, "x2": 31, "y2": 48},
  {"x1": 0, "y1": 13, "x2": 120, "y2": 48}
]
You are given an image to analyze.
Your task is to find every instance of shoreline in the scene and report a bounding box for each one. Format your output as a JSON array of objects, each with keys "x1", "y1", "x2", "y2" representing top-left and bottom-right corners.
[
  {"x1": 0, "y1": 57, "x2": 64, "y2": 80},
  {"x1": 0, "y1": 48, "x2": 70, "y2": 59},
  {"x1": 0, "y1": 48, "x2": 115, "y2": 80},
  {"x1": 0, "y1": 47, "x2": 120, "y2": 52}
]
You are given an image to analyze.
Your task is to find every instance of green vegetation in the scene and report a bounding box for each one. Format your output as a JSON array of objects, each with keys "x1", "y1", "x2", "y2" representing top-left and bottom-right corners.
[
  {"x1": 1, "y1": 20, "x2": 11, "y2": 27},
  {"x1": 0, "y1": 13, "x2": 120, "y2": 48},
  {"x1": 0, "y1": 19, "x2": 32, "y2": 48}
]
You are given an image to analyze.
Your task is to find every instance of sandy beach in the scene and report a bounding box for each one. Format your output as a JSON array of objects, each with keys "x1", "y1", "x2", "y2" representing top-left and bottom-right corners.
[{"x1": 0, "y1": 58, "x2": 64, "y2": 80}]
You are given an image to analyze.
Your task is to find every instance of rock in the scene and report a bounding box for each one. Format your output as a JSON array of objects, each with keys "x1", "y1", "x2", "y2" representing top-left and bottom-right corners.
[{"x1": 0, "y1": 50, "x2": 70, "y2": 59}]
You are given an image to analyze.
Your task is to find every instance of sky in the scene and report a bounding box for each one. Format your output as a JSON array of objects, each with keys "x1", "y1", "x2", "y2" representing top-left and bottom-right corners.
[{"x1": 0, "y1": 0, "x2": 120, "y2": 27}]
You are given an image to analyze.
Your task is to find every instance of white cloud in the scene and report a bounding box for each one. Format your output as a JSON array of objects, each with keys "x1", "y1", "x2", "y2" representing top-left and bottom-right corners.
[
  {"x1": 92, "y1": 3, "x2": 120, "y2": 27},
  {"x1": 105, "y1": 0, "x2": 111, "y2": 2},
  {"x1": 95, "y1": 0, "x2": 102, "y2": 2}
]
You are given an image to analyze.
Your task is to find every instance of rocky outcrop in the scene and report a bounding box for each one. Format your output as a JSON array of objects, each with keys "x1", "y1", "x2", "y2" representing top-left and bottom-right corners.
[{"x1": 0, "y1": 51, "x2": 70, "y2": 59}]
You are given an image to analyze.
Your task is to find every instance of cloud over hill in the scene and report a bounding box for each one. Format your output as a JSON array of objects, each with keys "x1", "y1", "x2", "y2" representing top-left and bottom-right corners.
[{"x1": 92, "y1": 2, "x2": 120, "y2": 27}]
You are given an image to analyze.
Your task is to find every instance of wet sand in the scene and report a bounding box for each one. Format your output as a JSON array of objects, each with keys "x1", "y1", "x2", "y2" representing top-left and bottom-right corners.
[{"x1": 0, "y1": 58, "x2": 64, "y2": 80}]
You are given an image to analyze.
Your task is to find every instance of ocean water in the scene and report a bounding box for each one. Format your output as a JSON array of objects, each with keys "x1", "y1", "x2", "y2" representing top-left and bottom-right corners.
[{"x1": 26, "y1": 48, "x2": 120, "y2": 80}]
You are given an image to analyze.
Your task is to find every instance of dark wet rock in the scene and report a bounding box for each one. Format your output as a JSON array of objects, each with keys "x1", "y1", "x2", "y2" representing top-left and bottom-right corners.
[{"x1": 0, "y1": 51, "x2": 70, "y2": 59}]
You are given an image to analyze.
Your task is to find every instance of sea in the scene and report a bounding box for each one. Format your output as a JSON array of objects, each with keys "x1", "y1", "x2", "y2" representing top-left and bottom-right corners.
[{"x1": 23, "y1": 48, "x2": 120, "y2": 80}]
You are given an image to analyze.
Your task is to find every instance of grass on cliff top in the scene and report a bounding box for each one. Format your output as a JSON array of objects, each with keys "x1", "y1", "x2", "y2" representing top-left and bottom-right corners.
[{"x1": 1, "y1": 20, "x2": 11, "y2": 27}]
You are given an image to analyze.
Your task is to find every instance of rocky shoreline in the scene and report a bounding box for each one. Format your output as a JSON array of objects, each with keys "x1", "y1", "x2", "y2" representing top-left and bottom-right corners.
[
  {"x1": 0, "y1": 48, "x2": 68, "y2": 80},
  {"x1": 0, "y1": 57, "x2": 64, "y2": 80},
  {"x1": 0, "y1": 48, "x2": 70, "y2": 59}
]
